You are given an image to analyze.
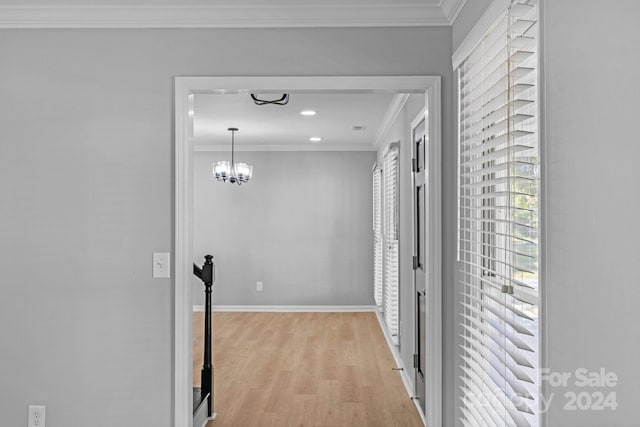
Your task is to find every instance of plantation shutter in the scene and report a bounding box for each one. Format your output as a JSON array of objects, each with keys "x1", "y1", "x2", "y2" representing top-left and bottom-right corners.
[
  {"x1": 383, "y1": 145, "x2": 399, "y2": 344},
  {"x1": 373, "y1": 166, "x2": 383, "y2": 308},
  {"x1": 457, "y1": 1, "x2": 540, "y2": 426}
]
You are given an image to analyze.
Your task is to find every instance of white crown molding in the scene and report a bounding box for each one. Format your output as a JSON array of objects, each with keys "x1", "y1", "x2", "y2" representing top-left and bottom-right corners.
[
  {"x1": 374, "y1": 93, "x2": 410, "y2": 151},
  {"x1": 440, "y1": 0, "x2": 467, "y2": 25},
  {"x1": 193, "y1": 143, "x2": 376, "y2": 152},
  {"x1": 193, "y1": 305, "x2": 377, "y2": 312},
  {"x1": 452, "y1": 0, "x2": 509, "y2": 69},
  {"x1": 0, "y1": 4, "x2": 454, "y2": 29}
]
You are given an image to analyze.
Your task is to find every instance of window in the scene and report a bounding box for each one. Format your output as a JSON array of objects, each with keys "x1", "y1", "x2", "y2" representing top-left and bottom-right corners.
[
  {"x1": 373, "y1": 166, "x2": 383, "y2": 308},
  {"x1": 383, "y1": 144, "x2": 400, "y2": 344},
  {"x1": 457, "y1": 1, "x2": 540, "y2": 426}
]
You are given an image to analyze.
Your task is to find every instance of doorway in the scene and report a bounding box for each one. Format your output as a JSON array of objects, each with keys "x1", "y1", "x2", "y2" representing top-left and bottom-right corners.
[{"x1": 174, "y1": 76, "x2": 442, "y2": 427}]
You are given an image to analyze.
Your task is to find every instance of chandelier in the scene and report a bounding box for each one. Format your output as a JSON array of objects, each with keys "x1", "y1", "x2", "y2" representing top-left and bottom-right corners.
[{"x1": 213, "y1": 127, "x2": 253, "y2": 185}]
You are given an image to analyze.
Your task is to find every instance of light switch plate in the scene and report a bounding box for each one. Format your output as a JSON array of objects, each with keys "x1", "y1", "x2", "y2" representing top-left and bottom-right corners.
[{"x1": 153, "y1": 252, "x2": 171, "y2": 278}]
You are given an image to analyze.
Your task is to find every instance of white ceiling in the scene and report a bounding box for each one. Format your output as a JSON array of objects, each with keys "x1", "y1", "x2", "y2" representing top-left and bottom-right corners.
[
  {"x1": 193, "y1": 92, "x2": 397, "y2": 150},
  {"x1": 0, "y1": 0, "x2": 440, "y2": 4}
]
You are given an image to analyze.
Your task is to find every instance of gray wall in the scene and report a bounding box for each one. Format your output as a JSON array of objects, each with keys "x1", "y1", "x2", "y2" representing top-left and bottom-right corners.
[
  {"x1": 543, "y1": 1, "x2": 640, "y2": 425},
  {"x1": 193, "y1": 151, "x2": 375, "y2": 306},
  {"x1": 0, "y1": 27, "x2": 453, "y2": 427}
]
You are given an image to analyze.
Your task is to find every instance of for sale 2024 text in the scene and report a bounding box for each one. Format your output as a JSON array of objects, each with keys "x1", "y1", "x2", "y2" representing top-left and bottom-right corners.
[{"x1": 540, "y1": 368, "x2": 618, "y2": 413}]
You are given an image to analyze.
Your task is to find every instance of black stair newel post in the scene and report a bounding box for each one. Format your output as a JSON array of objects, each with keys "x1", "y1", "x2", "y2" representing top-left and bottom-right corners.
[{"x1": 193, "y1": 255, "x2": 214, "y2": 418}]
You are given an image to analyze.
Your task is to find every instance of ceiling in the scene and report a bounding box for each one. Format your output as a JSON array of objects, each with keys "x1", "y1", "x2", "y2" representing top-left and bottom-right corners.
[
  {"x1": 0, "y1": 0, "x2": 466, "y2": 28},
  {"x1": 192, "y1": 92, "x2": 397, "y2": 150},
  {"x1": 0, "y1": 0, "x2": 440, "y2": 4}
]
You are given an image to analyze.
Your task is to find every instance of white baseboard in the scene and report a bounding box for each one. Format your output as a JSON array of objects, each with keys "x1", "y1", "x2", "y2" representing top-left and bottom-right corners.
[
  {"x1": 197, "y1": 413, "x2": 216, "y2": 427},
  {"x1": 192, "y1": 305, "x2": 377, "y2": 312},
  {"x1": 374, "y1": 309, "x2": 426, "y2": 425}
]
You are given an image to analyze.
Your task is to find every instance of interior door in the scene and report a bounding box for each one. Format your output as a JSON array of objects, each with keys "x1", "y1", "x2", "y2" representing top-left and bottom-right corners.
[{"x1": 412, "y1": 118, "x2": 427, "y2": 414}]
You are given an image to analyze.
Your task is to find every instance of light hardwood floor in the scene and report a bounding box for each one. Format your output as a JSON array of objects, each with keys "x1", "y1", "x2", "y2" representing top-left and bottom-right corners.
[{"x1": 193, "y1": 311, "x2": 423, "y2": 427}]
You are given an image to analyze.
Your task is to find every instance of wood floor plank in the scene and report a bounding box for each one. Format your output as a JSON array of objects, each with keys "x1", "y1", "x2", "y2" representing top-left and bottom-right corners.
[
  {"x1": 286, "y1": 393, "x2": 317, "y2": 427},
  {"x1": 341, "y1": 402, "x2": 368, "y2": 427},
  {"x1": 193, "y1": 312, "x2": 423, "y2": 427},
  {"x1": 313, "y1": 379, "x2": 342, "y2": 426}
]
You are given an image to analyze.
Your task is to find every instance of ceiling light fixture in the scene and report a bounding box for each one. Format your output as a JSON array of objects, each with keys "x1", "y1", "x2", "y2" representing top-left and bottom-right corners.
[
  {"x1": 250, "y1": 94, "x2": 289, "y2": 105},
  {"x1": 213, "y1": 128, "x2": 253, "y2": 185},
  {"x1": 309, "y1": 137, "x2": 322, "y2": 142},
  {"x1": 301, "y1": 110, "x2": 317, "y2": 116}
]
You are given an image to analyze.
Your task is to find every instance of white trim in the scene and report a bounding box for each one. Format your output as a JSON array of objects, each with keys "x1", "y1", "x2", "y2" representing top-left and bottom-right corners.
[
  {"x1": 175, "y1": 75, "x2": 441, "y2": 427},
  {"x1": 202, "y1": 415, "x2": 216, "y2": 427},
  {"x1": 382, "y1": 140, "x2": 400, "y2": 157},
  {"x1": 177, "y1": 76, "x2": 431, "y2": 94},
  {"x1": 406, "y1": 84, "x2": 442, "y2": 427},
  {"x1": 374, "y1": 93, "x2": 411, "y2": 151},
  {"x1": 453, "y1": 67, "x2": 464, "y2": 427},
  {"x1": 409, "y1": 106, "x2": 426, "y2": 416},
  {"x1": 175, "y1": 78, "x2": 194, "y2": 427},
  {"x1": 424, "y1": 77, "x2": 442, "y2": 427},
  {"x1": 410, "y1": 107, "x2": 427, "y2": 132},
  {"x1": 440, "y1": 0, "x2": 468, "y2": 25},
  {"x1": 193, "y1": 305, "x2": 377, "y2": 312},
  {"x1": 0, "y1": 4, "x2": 454, "y2": 29},
  {"x1": 538, "y1": 1, "x2": 547, "y2": 426},
  {"x1": 196, "y1": 414, "x2": 217, "y2": 427},
  {"x1": 451, "y1": 0, "x2": 510, "y2": 69},
  {"x1": 193, "y1": 144, "x2": 375, "y2": 152},
  {"x1": 374, "y1": 309, "x2": 426, "y2": 426}
]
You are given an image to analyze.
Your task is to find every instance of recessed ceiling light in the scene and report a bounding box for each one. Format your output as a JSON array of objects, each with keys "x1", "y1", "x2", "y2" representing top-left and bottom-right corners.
[
  {"x1": 309, "y1": 137, "x2": 322, "y2": 142},
  {"x1": 301, "y1": 110, "x2": 317, "y2": 116}
]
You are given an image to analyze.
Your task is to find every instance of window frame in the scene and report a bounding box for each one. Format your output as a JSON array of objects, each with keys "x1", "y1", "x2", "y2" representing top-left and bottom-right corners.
[{"x1": 455, "y1": 1, "x2": 542, "y2": 426}]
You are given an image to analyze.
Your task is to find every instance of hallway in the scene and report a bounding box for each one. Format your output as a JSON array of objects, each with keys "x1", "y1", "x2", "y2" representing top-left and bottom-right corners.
[{"x1": 193, "y1": 312, "x2": 423, "y2": 427}]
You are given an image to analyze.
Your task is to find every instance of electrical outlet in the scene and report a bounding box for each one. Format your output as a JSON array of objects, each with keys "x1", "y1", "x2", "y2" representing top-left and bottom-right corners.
[
  {"x1": 28, "y1": 405, "x2": 45, "y2": 427},
  {"x1": 257, "y1": 281, "x2": 263, "y2": 292}
]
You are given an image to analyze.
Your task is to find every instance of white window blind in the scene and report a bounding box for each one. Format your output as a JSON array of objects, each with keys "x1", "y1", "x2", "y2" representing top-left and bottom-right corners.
[
  {"x1": 373, "y1": 166, "x2": 383, "y2": 308},
  {"x1": 383, "y1": 145, "x2": 400, "y2": 344},
  {"x1": 457, "y1": 1, "x2": 540, "y2": 426}
]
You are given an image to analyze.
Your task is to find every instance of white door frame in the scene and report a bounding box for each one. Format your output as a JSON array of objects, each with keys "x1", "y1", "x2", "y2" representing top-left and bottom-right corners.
[
  {"x1": 408, "y1": 101, "x2": 442, "y2": 426},
  {"x1": 174, "y1": 75, "x2": 442, "y2": 427}
]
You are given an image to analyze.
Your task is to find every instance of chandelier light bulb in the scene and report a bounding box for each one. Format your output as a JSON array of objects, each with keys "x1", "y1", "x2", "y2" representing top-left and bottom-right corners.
[
  {"x1": 212, "y1": 128, "x2": 253, "y2": 185},
  {"x1": 235, "y1": 163, "x2": 253, "y2": 183},
  {"x1": 213, "y1": 160, "x2": 230, "y2": 181}
]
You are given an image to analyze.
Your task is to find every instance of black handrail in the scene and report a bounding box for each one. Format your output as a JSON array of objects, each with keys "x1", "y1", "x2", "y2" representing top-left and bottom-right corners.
[{"x1": 193, "y1": 255, "x2": 214, "y2": 418}]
